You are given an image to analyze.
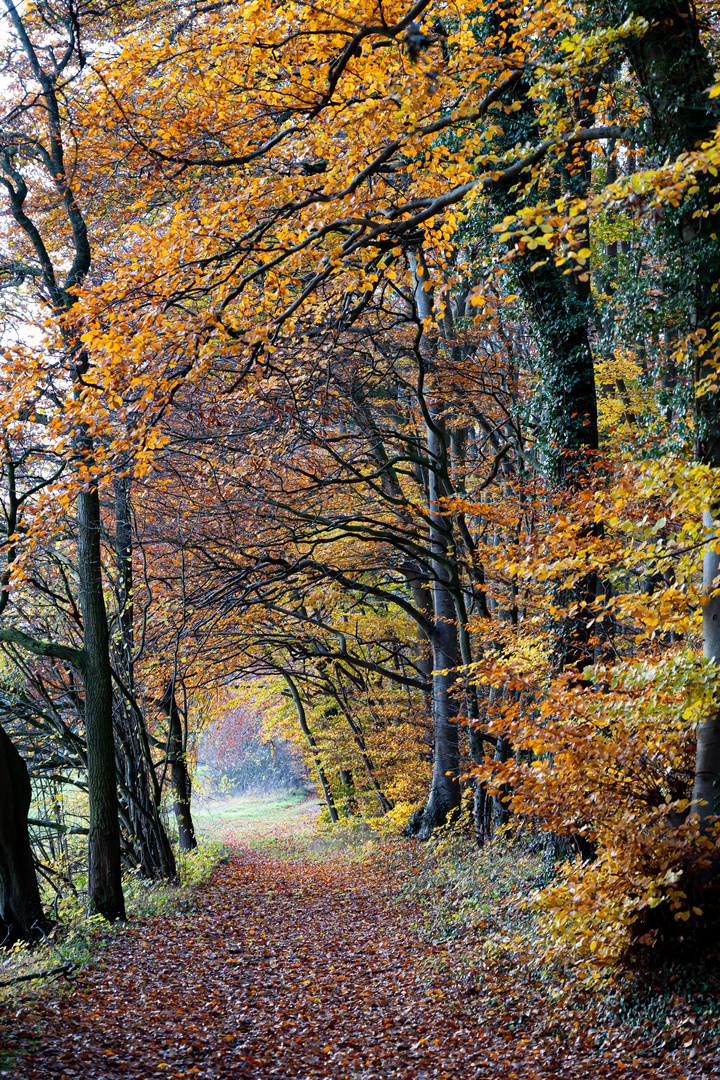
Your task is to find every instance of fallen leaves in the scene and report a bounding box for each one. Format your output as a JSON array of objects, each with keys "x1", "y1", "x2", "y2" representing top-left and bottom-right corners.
[{"x1": 1, "y1": 806, "x2": 715, "y2": 1078}]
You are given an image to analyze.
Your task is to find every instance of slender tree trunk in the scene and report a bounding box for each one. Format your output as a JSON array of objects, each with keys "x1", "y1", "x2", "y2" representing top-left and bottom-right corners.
[
  {"x1": 113, "y1": 475, "x2": 134, "y2": 687},
  {"x1": 0, "y1": 0, "x2": 126, "y2": 921},
  {"x1": 283, "y1": 673, "x2": 338, "y2": 823},
  {"x1": 116, "y1": 712, "x2": 178, "y2": 878},
  {"x1": 490, "y1": 735, "x2": 512, "y2": 838},
  {"x1": 161, "y1": 683, "x2": 197, "y2": 850},
  {"x1": 0, "y1": 724, "x2": 49, "y2": 945},
  {"x1": 456, "y1": 611, "x2": 491, "y2": 845},
  {"x1": 77, "y1": 486, "x2": 125, "y2": 920},
  {"x1": 339, "y1": 769, "x2": 358, "y2": 815},
  {"x1": 114, "y1": 478, "x2": 176, "y2": 877},
  {"x1": 417, "y1": 402, "x2": 462, "y2": 835},
  {"x1": 326, "y1": 684, "x2": 393, "y2": 814}
]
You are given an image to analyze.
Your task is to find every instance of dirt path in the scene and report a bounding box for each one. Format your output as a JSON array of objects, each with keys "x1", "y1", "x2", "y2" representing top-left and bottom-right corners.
[{"x1": 0, "y1": 817, "x2": 711, "y2": 1079}]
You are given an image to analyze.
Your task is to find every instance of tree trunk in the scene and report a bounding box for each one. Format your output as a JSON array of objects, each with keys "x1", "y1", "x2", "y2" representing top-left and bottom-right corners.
[
  {"x1": 326, "y1": 684, "x2": 393, "y2": 814},
  {"x1": 490, "y1": 735, "x2": 512, "y2": 838},
  {"x1": 161, "y1": 683, "x2": 197, "y2": 851},
  {"x1": 422, "y1": 578, "x2": 461, "y2": 836},
  {"x1": 77, "y1": 486, "x2": 126, "y2": 920},
  {"x1": 116, "y1": 711, "x2": 178, "y2": 879},
  {"x1": 0, "y1": 0, "x2": 125, "y2": 921},
  {"x1": 113, "y1": 478, "x2": 176, "y2": 877},
  {"x1": 490, "y1": 73, "x2": 601, "y2": 678},
  {"x1": 511, "y1": 256, "x2": 598, "y2": 476},
  {"x1": 415, "y1": 404, "x2": 462, "y2": 836},
  {"x1": 113, "y1": 475, "x2": 134, "y2": 687},
  {"x1": 620, "y1": 2, "x2": 720, "y2": 822},
  {"x1": 339, "y1": 769, "x2": 358, "y2": 815},
  {"x1": 0, "y1": 724, "x2": 49, "y2": 945},
  {"x1": 405, "y1": 250, "x2": 463, "y2": 838},
  {"x1": 283, "y1": 673, "x2": 338, "y2": 823},
  {"x1": 491, "y1": 61, "x2": 598, "y2": 481}
]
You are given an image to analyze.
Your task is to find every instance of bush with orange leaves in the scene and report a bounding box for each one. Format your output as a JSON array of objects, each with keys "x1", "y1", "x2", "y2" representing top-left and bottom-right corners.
[{"x1": 471, "y1": 650, "x2": 720, "y2": 976}]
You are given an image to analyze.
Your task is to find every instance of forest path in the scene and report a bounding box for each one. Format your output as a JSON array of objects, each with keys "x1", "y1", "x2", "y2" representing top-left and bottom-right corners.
[{"x1": 1, "y1": 799, "x2": 704, "y2": 1079}]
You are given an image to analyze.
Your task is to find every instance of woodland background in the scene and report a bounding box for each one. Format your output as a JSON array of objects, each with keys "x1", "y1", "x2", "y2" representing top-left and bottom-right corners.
[{"x1": 0, "y1": 0, "x2": 719, "y2": 991}]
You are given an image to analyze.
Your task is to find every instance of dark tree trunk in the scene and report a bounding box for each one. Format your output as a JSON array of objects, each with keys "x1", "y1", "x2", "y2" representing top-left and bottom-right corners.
[
  {"x1": 422, "y1": 582, "x2": 461, "y2": 835},
  {"x1": 491, "y1": 54, "x2": 599, "y2": 480},
  {"x1": 78, "y1": 486, "x2": 126, "y2": 921},
  {"x1": 0, "y1": 724, "x2": 49, "y2": 945},
  {"x1": 339, "y1": 769, "x2": 358, "y2": 815},
  {"x1": 491, "y1": 73, "x2": 601, "y2": 676},
  {"x1": 113, "y1": 475, "x2": 134, "y2": 687},
  {"x1": 161, "y1": 682, "x2": 197, "y2": 850},
  {"x1": 410, "y1": 415, "x2": 462, "y2": 838},
  {"x1": 113, "y1": 478, "x2": 176, "y2": 877},
  {"x1": 325, "y1": 684, "x2": 393, "y2": 814},
  {"x1": 490, "y1": 735, "x2": 512, "y2": 837},
  {"x1": 282, "y1": 673, "x2": 338, "y2": 823},
  {"x1": 471, "y1": 685, "x2": 499, "y2": 846},
  {"x1": 0, "y1": 0, "x2": 125, "y2": 921},
  {"x1": 116, "y1": 713, "x2": 178, "y2": 879},
  {"x1": 512, "y1": 256, "x2": 598, "y2": 474},
  {"x1": 404, "y1": 250, "x2": 462, "y2": 839},
  {"x1": 621, "y1": 2, "x2": 720, "y2": 822},
  {"x1": 622, "y1": 1, "x2": 717, "y2": 159}
]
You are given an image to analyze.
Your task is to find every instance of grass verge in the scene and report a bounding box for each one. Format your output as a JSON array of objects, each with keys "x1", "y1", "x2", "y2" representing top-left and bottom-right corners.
[
  {"x1": 395, "y1": 824, "x2": 720, "y2": 1068},
  {"x1": 0, "y1": 835, "x2": 225, "y2": 1005},
  {"x1": 1, "y1": 789, "x2": 319, "y2": 1008}
]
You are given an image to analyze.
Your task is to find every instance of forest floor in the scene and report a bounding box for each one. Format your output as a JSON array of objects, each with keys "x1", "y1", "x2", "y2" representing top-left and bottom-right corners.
[{"x1": 1, "y1": 795, "x2": 718, "y2": 1079}]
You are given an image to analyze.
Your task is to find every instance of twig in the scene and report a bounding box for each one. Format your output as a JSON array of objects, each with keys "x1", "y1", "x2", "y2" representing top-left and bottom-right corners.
[
  {"x1": 0, "y1": 962, "x2": 76, "y2": 988},
  {"x1": 27, "y1": 817, "x2": 89, "y2": 835}
]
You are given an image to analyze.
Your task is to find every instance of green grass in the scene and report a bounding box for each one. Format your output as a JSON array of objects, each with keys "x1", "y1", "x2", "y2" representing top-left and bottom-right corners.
[
  {"x1": 193, "y1": 788, "x2": 325, "y2": 860},
  {"x1": 193, "y1": 787, "x2": 309, "y2": 829}
]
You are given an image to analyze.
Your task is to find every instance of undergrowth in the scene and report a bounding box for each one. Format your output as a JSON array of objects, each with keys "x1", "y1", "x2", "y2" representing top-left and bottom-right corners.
[
  {"x1": 393, "y1": 819, "x2": 720, "y2": 1063},
  {"x1": 0, "y1": 836, "x2": 225, "y2": 1006},
  {"x1": 262, "y1": 801, "x2": 720, "y2": 1065}
]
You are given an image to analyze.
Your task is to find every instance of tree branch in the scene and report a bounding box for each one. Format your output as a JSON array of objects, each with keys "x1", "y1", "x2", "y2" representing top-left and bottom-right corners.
[{"x1": 0, "y1": 626, "x2": 85, "y2": 669}]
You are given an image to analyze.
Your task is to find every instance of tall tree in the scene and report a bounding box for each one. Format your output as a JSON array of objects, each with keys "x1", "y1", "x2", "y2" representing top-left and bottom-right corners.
[
  {"x1": 0, "y1": 0, "x2": 125, "y2": 918},
  {"x1": 618, "y1": 1, "x2": 720, "y2": 820}
]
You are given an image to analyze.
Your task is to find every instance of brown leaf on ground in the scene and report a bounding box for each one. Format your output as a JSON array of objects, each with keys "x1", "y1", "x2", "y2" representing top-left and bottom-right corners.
[{"x1": 0, "y1": 821, "x2": 716, "y2": 1079}]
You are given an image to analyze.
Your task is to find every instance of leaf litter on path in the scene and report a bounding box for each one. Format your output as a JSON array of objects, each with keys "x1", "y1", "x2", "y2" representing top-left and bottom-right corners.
[{"x1": 0, "y1": 805, "x2": 714, "y2": 1079}]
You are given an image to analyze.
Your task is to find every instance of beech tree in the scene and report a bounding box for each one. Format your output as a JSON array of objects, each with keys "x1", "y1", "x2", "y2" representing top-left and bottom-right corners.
[
  {"x1": 619, "y1": 0, "x2": 720, "y2": 820},
  {"x1": 0, "y1": 0, "x2": 137, "y2": 921}
]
